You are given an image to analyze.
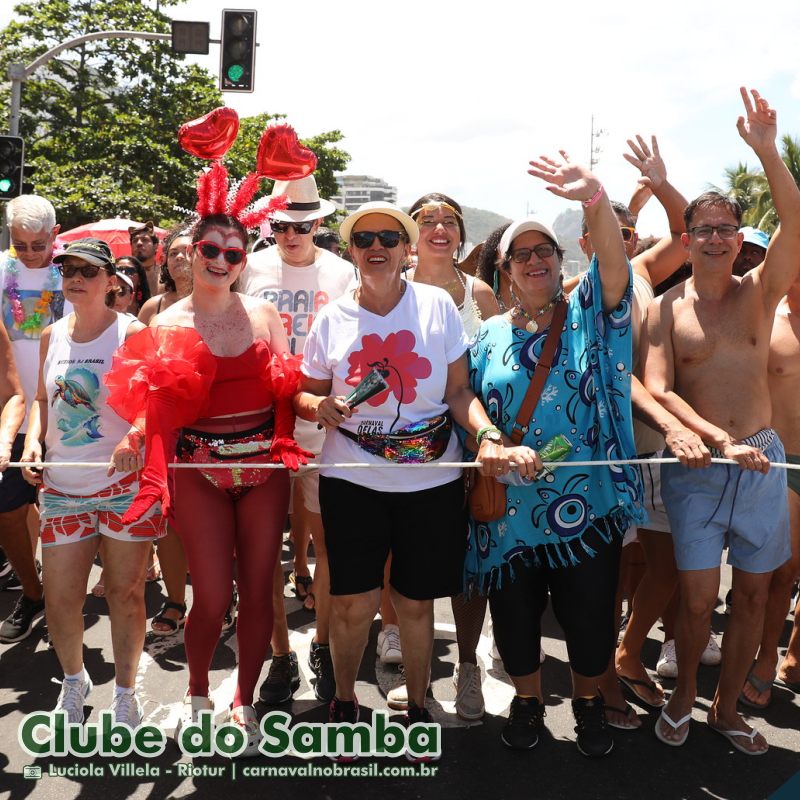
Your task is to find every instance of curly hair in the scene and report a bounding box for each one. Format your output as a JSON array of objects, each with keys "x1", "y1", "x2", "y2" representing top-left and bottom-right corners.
[{"x1": 474, "y1": 222, "x2": 511, "y2": 293}]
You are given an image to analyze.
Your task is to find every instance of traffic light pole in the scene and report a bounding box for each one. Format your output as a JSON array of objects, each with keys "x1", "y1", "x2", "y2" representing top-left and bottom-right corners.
[{"x1": 6, "y1": 30, "x2": 172, "y2": 136}]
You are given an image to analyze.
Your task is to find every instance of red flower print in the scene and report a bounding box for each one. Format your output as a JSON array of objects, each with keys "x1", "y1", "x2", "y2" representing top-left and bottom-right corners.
[{"x1": 346, "y1": 331, "x2": 432, "y2": 410}]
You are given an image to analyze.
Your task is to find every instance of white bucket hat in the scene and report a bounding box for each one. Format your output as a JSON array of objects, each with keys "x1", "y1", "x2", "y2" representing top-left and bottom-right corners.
[
  {"x1": 268, "y1": 175, "x2": 336, "y2": 222},
  {"x1": 339, "y1": 201, "x2": 419, "y2": 246}
]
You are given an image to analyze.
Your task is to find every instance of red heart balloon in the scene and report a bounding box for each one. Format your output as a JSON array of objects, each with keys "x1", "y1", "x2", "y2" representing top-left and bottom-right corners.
[
  {"x1": 178, "y1": 107, "x2": 240, "y2": 161},
  {"x1": 256, "y1": 124, "x2": 317, "y2": 180}
]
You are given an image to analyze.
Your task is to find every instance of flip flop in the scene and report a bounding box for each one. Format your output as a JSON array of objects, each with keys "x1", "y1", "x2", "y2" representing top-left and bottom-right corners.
[
  {"x1": 654, "y1": 708, "x2": 692, "y2": 747},
  {"x1": 708, "y1": 723, "x2": 768, "y2": 756},
  {"x1": 738, "y1": 671, "x2": 773, "y2": 710},
  {"x1": 604, "y1": 703, "x2": 641, "y2": 731},
  {"x1": 91, "y1": 576, "x2": 105, "y2": 598},
  {"x1": 618, "y1": 674, "x2": 666, "y2": 708},
  {"x1": 776, "y1": 676, "x2": 800, "y2": 693}
]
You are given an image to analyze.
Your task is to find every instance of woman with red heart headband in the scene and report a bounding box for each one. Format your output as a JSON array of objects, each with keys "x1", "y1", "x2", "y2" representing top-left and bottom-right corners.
[{"x1": 104, "y1": 109, "x2": 316, "y2": 756}]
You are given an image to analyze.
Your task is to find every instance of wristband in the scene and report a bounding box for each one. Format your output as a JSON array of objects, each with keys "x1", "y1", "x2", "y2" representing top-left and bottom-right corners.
[
  {"x1": 581, "y1": 184, "x2": 604, "y2": 208},
  {"x1": 476, "y1": 425, "x2": 502, "y2": 446}
]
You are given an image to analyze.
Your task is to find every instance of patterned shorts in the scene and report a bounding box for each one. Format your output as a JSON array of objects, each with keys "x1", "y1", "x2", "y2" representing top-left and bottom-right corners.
[{"x1": 40, "y1": 473, "x2": 165, "y2": 547}]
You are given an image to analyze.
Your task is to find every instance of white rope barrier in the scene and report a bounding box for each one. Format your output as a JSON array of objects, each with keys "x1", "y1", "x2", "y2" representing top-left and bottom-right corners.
[{"x1": 6, "y1": 458, "x2": 800, "y2": 471}]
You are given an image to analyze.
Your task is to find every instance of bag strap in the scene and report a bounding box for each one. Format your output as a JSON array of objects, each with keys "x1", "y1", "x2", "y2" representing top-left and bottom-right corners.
[{"x1": 510, "y1": 300, "x2": 568, "y2": 445}]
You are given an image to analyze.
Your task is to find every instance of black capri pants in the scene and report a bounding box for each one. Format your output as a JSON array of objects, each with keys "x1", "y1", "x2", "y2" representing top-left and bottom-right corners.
[{"x1": 488, "y1": 520, "x2": 623, "y2": 678}]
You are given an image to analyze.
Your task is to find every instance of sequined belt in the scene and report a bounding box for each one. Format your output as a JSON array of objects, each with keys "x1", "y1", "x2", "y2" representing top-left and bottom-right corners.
[{"x1": 337, "y1": 414, "x2": 452, "y2": 463}]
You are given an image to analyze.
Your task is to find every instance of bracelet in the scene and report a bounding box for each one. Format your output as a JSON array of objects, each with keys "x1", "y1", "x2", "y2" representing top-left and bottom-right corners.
[
  {"x1": 476, "y1": 425, "x2": 501, "y2": 445},
  {"x1": 581, "y1": 184, "x2": 604, "y2": 208}
]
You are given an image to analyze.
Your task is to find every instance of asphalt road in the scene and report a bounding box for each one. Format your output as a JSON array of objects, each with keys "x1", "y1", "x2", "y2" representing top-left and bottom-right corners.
[{"x1": 1, "y1": 542, "x2": 798, "y2": 800}]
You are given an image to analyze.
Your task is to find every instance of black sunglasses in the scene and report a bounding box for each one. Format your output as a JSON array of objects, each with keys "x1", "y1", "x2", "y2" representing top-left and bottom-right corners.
[
  {"x1": 270, "y1": 220, "x2": 315, "y2": 235},
  {"x1": 58, "y1": 263, "x2": 109, "y2": 279},
  {"x1": 351, "y1": 230, "x2": 407, "y2": 249},
  {"x1": 117, "y1": 266, "x2": 139, "y2": 276}
]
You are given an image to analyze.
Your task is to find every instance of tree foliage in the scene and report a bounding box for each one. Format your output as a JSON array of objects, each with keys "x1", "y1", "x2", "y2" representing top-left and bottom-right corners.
[
  {"x1": 715, "y1": 135, "x2": 800, "y2": 234},
  {"x1": 0, "y1": 0, "x2": 349, "y2": 231}
]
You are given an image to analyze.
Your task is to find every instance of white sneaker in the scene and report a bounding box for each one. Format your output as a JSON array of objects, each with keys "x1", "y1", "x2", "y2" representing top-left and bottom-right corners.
[
  {"x1": 700, "y1": 633, "x2": 722, "y2": 666},
  {"x1": 227, "y1": 704, "x2": 260, "y2": 757},
  {"x1": 387, "y1": 669, "x2": 408, "y2": 711},
  {"x1": 174, "y1": 692, "x2": 213, "y2": 745},
  {"x1": 111, "y1": 690, "x2": 143, "y2": 727},
  {"x1": 453, "y1": 662, "x2": 485, "y2": 720},
  {"x1": 656, "y1": 639, "x2": 678, "y2": 679},
  {"x1": 377, "y1": 624, "x2": 403, "y2": 665},
  {"x1": 53, "y1": 675, "x2": 92, "y2": 723}
]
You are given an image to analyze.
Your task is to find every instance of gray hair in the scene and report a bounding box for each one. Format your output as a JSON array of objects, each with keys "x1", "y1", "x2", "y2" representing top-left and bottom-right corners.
[{"x1": 6, "y1": 195, "x2": 57, "y2": 233}]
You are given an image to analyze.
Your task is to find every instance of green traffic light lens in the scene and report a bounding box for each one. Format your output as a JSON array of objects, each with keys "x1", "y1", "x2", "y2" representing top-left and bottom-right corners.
[
  {"x1": 227, "y1": 64, "x2": 245, "y2": 82},
  {"x1": 0, "y1": 178, "x2": 12, "y2": 193}
]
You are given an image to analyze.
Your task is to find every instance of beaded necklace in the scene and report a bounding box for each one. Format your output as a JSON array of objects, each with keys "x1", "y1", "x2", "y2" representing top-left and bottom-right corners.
[
  {"x1": 409, "y1": 262, "x2": 482, "y2": 322},
  {"x1": 512, "y1": 289, "x2": 564, "y2": 334},
  {"x1": 3, "y1": 251, "x2": 61, "y2": 332}
]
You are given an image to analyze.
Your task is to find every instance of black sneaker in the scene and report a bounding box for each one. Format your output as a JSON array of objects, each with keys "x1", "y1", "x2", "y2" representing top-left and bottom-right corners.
[
  {"x1": 2, "y1": 558, "x2": 42, "y2": 593},
  {"x1": 572, "y1": 696, "x2": 613, "y2": 757},
  {"x1": 259, "y1": 652, "x2": 300, "y2": 705},
  {"x1": 328, "y1": 696, "x2": 360, "y2": 763},
  {"x1": 405, "y1": 704, "x2": 440, "y2": 763},
  {"x1": 501, "y1": 695, "x2": 546, "y2": 750},
  {"x1": 0, "y1": 548, "x2": 11, "y2": 580},
  {"x1": 0, "y1": 594, "x2": 45, "y2": 643},
  {"x1": 308, "y1": 642, "x2": 336, "y2": 703}
]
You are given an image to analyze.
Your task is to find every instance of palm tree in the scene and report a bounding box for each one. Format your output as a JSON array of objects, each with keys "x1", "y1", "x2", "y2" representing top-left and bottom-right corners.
[{"x1": 716, "y1": 136, "x2": 800, "y2": 236}]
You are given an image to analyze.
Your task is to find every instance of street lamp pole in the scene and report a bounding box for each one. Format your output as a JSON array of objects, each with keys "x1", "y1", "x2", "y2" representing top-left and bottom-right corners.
[{"x1": 6, "y1": 30, "x2": 172, "y2": 136}]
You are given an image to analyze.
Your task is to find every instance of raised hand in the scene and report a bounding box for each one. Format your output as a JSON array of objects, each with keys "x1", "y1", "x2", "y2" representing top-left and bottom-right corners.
[
  {"x1": 736, "y1": 87, "x2": 777, "y2": 153},
  {"x1": 528, "y1": 150, "x2": 601, "y2": 203},
  {"x1": 623, "y1": 135, "x2": 665, "y2": 190}
]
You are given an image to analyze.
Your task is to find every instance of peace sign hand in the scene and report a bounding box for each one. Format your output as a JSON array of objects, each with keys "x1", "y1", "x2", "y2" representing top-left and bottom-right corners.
[{"x1": 528, "y1": 150, "x2": 601, "y2": 203}]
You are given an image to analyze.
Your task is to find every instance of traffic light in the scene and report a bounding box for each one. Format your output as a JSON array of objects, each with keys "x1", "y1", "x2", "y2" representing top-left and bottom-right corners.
[
  {"x1": 0, "y1": 136, "x2": 24, "y2": 201},
  {"x1": 219, "y1": 10, "x2": 256, "y2": 93}
]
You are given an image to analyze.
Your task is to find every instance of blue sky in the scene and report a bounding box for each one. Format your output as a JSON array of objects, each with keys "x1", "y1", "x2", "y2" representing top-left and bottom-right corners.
[{"x1": 3, "y1": 0, "x2": 800, "y2": 238}]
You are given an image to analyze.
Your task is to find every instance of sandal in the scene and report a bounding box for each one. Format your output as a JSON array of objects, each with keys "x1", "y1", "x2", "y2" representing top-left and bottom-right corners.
[
  {"x1": 289, "y1": 571, "x2": 313, "y2": 601},
  {"x1": 151, "y1": 601, "x2": 187, "y2": 637},
  {"x1": 221, "y1": 587, "x2": 238, "y2": 632},
  {"x1": 91, "y1": 572, "x2": 105, "y2": 598},
  {"x1": 145, "y1": 556, "x2": 162, "y2": 583}
]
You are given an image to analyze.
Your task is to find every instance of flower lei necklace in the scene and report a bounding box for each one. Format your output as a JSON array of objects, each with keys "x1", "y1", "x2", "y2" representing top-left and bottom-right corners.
[{"x1": 4, "y1": 250, "x2": 61, "y2": 332}]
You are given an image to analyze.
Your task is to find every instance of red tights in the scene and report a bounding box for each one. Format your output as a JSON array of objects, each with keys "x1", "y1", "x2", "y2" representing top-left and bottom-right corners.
[{"x1": 173, "y1": 467, "x2": 289, "y2": 707}]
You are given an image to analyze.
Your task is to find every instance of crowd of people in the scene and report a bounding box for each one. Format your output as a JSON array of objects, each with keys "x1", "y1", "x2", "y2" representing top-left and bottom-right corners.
[{"x1": 0, "y1": 86, "x2": 798, "y2": 763}]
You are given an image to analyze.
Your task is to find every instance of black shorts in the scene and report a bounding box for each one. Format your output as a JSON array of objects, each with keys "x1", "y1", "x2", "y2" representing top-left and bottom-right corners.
[
  {"x1": 319, "y1": 476, "x2": 467, "y2": 601},
  {"x1": 0, "y1": 434, "x2": 37, "y2": 513}
]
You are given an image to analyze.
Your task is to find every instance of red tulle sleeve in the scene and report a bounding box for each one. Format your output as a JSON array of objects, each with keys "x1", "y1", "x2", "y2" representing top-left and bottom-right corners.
[
  {"x1": 265, "y1": 352, "x2": 313, "y2": 471},
  {"x1": 105, "y1": 326, "x2": 218, "y2": 429},
  {"x1": 104, "y1": 327, "x2": 218, "y2": 523}
]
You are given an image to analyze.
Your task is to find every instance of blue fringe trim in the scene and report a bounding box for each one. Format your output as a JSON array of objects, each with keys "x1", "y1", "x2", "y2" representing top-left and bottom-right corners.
[{"x1": 465, "y1": 508, "x2": 628, "y2": 598}]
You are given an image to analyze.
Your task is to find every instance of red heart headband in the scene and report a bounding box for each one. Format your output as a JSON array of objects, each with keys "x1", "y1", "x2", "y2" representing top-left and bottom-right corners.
[{"x1": 178, "y1": 107, "x2": 318, "y2": 229}]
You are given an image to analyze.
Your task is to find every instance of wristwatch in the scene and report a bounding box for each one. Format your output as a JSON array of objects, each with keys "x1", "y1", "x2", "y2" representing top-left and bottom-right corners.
[{"x1": 477, "y1": 426, "x2": 503, "y2": 446}]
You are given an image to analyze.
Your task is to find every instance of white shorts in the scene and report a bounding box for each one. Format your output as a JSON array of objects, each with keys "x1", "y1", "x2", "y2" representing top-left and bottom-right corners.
[
  {"x1": 624, "y1": 451, "x2": 672, "y2": 546},
  {"x1": 290, "y1": 469, "x2": 321, "y2": 515}
]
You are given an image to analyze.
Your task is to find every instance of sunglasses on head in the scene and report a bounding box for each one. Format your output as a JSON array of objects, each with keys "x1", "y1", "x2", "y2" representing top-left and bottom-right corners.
[
  {"x1": 195, "y1": 240, "x2": 247, "y2": 266},
  {"x1": 117, "y1": 265, "x2": 138, "y2": 276},
  {"x1": 350, "y1": 230, "x2": 407, "y2": 249},
  {"x1": 269, "y1": 220, "x2": 316, "y2": 235},
  {"x1": 58, "y1": 263, "x2": 109, "y2": 279}
]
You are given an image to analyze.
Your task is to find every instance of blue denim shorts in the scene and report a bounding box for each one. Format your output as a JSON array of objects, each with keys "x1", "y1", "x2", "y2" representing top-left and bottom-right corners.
[{"x1": 661, "y1": 429, "x2": 791, "y2": 574}]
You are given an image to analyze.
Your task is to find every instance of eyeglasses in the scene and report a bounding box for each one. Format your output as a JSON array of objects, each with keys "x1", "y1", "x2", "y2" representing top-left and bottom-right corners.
[
  {"x1": 688, "y1": 224, "x2": 739, "y2": 240},
  {"x1": 269, "y1": 220, "x2": 316, "y2": 235},
  {"x1": 11, "y1": 241, "x2": 50, "y2": 253},
  {"x1": 195, "y1": 240, "x2": 247, "y2": 266},
  {"x1": 58, "y1": 263, "x2": 107, "y2": 279},
  {"x1": 509, "y1": 243, "x2": 558, "y2": 263},
  {"x1": 350, "y1": 230, "x2": 408, "y2": 249}
]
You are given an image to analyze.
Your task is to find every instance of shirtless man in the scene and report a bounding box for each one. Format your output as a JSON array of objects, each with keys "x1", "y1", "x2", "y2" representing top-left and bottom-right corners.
[
  {"x1": 739, "y1": 276, "x2": 800, "y2": 708},
  {"x1": 644, "y1": 88, "x2": 800, "y2": 755}
]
